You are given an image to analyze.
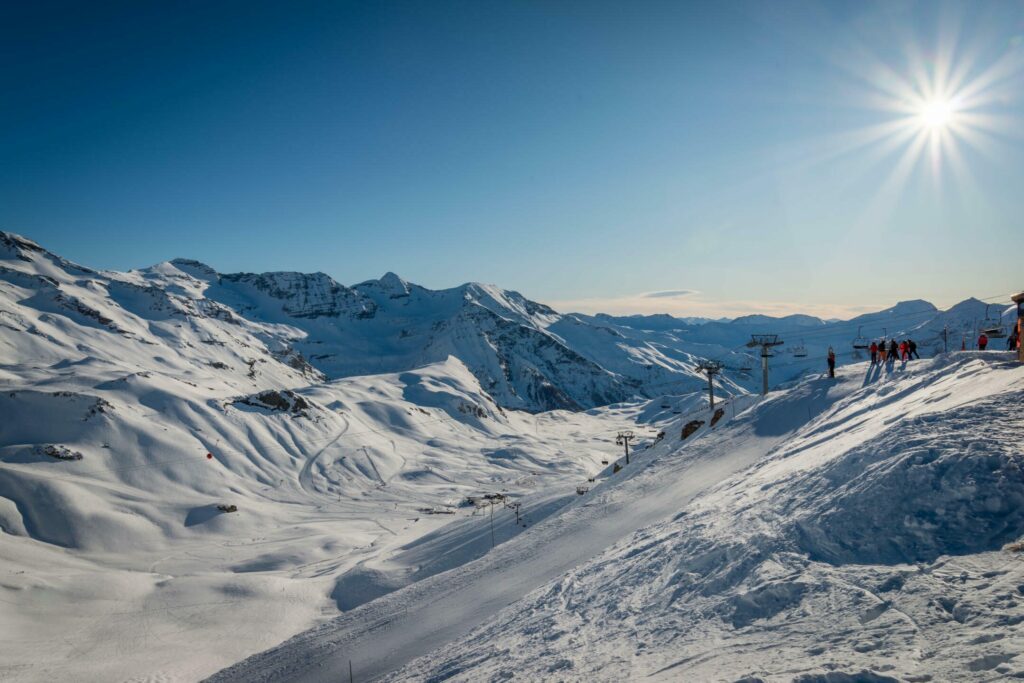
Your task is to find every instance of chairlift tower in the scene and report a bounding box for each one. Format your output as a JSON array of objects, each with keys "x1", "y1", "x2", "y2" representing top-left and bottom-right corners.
[
  {"x1": 615, "y1": 430, "x2": 635, "y2": 465},
  {"x1": 746, "y1": 334, "x2": 785, "y2": 396},
  {"x1": 696, "y1": 360, "x2": 724, "y2": 411}
]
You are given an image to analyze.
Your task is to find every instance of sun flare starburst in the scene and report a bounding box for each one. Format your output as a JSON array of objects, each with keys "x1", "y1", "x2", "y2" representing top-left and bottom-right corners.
[
  {"x1": 808, "y1": 18, "x2": 1024, "y2": 198},
  {"x1": 918, "y1": 98, "x2": 955, "y2": 129}
]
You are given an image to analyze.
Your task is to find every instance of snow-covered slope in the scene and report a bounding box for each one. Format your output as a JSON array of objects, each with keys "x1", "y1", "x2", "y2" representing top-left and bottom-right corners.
[
  {"x1": 389, "y1": 353, "x2": 1024, "y2": 682},
  {"x1": 0, "y1": 341, "x2": 655, "y2": 681},
  {"x1": 213, "y1": 352, "x2": 1024, "y2": 682}
]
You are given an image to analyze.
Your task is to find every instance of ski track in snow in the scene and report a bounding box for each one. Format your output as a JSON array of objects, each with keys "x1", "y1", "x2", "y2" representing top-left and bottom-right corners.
[{"x1": 208, "y1": 399, "x2": 786, "y2": 683}]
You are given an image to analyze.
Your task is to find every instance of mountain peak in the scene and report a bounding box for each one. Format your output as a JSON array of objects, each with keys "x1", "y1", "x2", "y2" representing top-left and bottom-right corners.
[
  {"x1": 378, "y1": 271, "x2": 411, "y2": 295},
  {"x1": 169, "y1": 258, "x2": 218, "y2": 279},
  {"x1": 0, "y1": 231, "x2": 44, "y2": 254},
  {"x1": 891, "y1": 299, "x2": 937, "y2": 314}
]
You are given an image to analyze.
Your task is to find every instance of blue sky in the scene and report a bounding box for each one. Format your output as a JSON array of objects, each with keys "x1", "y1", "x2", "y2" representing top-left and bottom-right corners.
[{"x1": 2, "y1": 1, "x2": 1022, "y2": 318}]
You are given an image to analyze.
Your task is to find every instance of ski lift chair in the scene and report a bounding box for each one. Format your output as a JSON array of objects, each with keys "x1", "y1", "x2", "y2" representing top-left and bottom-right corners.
[
  {"x1": 852, "y1": 325, "x2": 870, "y2": 350},
  {"x1": 793, "y1": 340, "x2": 808, "y2": 358},
  {"x1": 982, "y1": 304, "x2": 1007, "y2": 338}
]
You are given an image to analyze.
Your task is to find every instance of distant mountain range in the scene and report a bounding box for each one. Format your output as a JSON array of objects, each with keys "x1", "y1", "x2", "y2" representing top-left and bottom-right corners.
[{"x1": 2, "y1": 231, "x2": 1014, "y2": 411}]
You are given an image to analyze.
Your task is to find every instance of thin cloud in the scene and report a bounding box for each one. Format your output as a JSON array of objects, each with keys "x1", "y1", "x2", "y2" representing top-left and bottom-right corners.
[
  {"x1": 642, "y1": 289, "x2": 699, "y2": 299},
  {"x1": 544, "y1": 293, "x2": 887, "y2": 321}
]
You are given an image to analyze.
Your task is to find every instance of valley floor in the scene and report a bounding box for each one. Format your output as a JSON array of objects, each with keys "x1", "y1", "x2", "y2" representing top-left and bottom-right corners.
[{"x1": 0, "y1": 359, "x2": 674, "y2": 682}]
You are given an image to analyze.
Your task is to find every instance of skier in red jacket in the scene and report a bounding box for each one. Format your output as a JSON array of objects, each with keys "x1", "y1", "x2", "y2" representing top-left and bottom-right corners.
[
  {"x1": 869, "y1": 341, "x2": 878, "y2": 365},
  {"x1": 978, "y1": 333, "x2": 989, "y2": 351},
  {"x1": 899, "y1": 340, "x2": 909, "y2": 361}
]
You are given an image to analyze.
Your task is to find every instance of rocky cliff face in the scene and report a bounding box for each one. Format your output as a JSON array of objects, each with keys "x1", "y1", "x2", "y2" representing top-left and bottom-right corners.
[{"x1": 220, "y1": 271, "x2": 377, "y2": 320}]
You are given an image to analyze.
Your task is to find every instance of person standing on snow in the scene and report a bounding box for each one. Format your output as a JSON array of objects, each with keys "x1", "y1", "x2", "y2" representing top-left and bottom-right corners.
[
  {"x1": 1009, "y1": 331, "x2": 1019, "y2": 351},
  {"x1": 888, "y1": 339, "x2": 899, "y2": 363},
  {"x1": 827, "y1": 347, "x2": 836, "y2": 378},
  {"x1": 869, "y1": 341, "x2": 878, "y2": 365},
  {"x1": 908, "y1": 338, "x2": 919, "y2": 359},
  {"x1": 878, "y1": 340, "x2": 887, "y2": 364},
  {"x1": 899, "y1": 340, "x2": 909, "y2": 361},
  {"x1": 978, "y1": 333, "x2": 989, "y2": 351}
]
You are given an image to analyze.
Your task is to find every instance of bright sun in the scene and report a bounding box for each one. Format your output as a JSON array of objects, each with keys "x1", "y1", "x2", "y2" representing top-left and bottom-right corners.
[
  {"x1": 813, "y1": 8, "x2": 1023, "y2": 192},
  {"x1": 919, "y1": 98, "x2": 954, "y2": 129}
]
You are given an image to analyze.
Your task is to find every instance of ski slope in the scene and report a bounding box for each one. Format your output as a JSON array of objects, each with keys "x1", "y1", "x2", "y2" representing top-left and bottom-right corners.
[
  {"x1": 390, "y1": 353, "x2": 1024, "y2": 682},
  {"x1": 214, "y1": 352, "x2": 1024, "y2": 682},
  {"x1": 209, "y1": 393, "x2": 769, "y2": 683}
]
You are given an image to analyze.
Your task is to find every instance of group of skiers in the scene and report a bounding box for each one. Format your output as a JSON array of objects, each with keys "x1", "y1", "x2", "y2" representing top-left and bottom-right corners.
[
  {"x1": 823, "y1": 323, "x2": 1023, "y2": 379},
  {"x1": 869, "y1": 339, "x2": 919, "y2": 364}
]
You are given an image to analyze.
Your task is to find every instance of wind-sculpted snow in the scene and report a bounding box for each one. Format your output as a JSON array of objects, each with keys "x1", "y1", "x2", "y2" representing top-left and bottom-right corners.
[{"x1": 792, "y1": 394, "x2": 1024, "y2": 565}]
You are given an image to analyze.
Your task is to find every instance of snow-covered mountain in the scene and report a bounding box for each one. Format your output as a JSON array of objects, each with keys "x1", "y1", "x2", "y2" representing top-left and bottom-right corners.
[
  {"x1": 0, "y1": 233, "x2": 657, "y2": 679},
  {"x1": 202, "y1": 266, "x2": 637, "y2": 411},
  {"x1": 1, "y1": 232, "x2": 744, "y2": 413},
  {"x1": 4, "y1": 231, "x2": 1010, "y2": 417},
  {"x1": 4, "y1": 229, "x2": 1023, "y2": 682}
]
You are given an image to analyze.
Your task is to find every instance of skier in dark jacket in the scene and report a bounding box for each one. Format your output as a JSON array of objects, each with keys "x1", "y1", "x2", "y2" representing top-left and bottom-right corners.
[
  {"x1": 908, "y1": 338, "x2": 919, "y2": 359},
  {"x1": 888, "y1": 340, "x2": 899, "y2": 363},
  {"x1": 1009, "y1": 332, "x2": 1019, "y2": 351},
  {"x1": 827, "y1": 347, "x2": 836, "y2": 378}
]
